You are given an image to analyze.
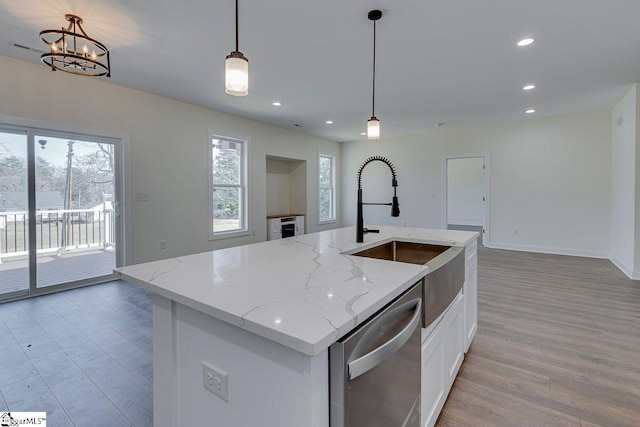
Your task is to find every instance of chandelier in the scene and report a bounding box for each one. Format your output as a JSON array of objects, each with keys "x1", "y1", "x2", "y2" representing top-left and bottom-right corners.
[{"x1": 40, "y1": 14, "x2": 111, "y2": 77}]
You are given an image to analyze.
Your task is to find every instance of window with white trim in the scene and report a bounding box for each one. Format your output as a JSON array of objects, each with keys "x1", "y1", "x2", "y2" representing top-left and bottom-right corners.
[
  {"x1": 318, "y1": 154, "x2": 336, "y2": 223},
  {"x1": 209, "y1": 133, "x2": 248, "y2": 239}
]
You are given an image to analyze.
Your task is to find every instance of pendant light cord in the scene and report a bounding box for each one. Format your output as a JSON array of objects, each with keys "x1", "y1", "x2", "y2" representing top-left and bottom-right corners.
[
  {"x1": 235, "y1": 0, "x2": 239, "y2": 52},
  {"x1": 372, "y1": 19, "x2": 376, "y2": 117}
]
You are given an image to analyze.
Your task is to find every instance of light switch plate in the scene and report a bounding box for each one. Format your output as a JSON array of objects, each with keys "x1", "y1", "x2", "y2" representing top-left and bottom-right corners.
[
  {"x1": 136, "y1": 192, "x2": 150, "y2": 202},
  {"x1": 203, "y1": 361, "x2": 229, "y2": 402}
]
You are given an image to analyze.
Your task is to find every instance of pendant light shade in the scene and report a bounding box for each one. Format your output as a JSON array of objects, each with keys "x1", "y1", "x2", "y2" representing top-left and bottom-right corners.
[
  {"x1": 225, "y1": 52, "x2": 248, "y2": 96},
  {"x1": 366, "y1": 10, "x2": 382, "y2": 139},
  {"x1": 225, "y1": 0, "x2": 249, "y2": 96},
  {"x1": 367, "y1": 117, "x2": 380, "y2": 139}
]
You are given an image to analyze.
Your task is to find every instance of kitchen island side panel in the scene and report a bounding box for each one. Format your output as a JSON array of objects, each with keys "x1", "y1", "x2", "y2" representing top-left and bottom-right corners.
[{"x1": 153, "y1": 294, "x2": 329, "y2": 427}]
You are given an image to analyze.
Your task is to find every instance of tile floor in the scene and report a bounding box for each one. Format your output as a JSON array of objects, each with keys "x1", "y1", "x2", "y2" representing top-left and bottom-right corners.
[{"x1": 0, "y1": 281, "x2": 153, "y2": 427}]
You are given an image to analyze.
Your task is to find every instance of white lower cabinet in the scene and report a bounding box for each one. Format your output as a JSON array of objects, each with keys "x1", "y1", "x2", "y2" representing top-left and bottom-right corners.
[
  {"x1": 295, "y1": 215, "x2": 305, "y2": 235},
  {"x1": 421, "y1": 322, "x2": 445, "y2": 427},
  {"x1": 268, "y1": 219, "x2": 282, "y2": 240},
  {"x1": 464, "y1": 240, "x2": 478, "y2": 352},
  {"x1": 444, "y1": 294, "x2": 465, "y2": 389},
  {"x1": 421, "y1": 292, "x2": 464, "y2": 427},
  {"x1": 464, "y1": 261, "x2": 478, "y2": 351}
]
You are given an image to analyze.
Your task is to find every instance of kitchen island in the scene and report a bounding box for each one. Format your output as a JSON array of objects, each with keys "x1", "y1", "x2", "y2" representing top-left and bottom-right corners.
[{"x1": 116, "y1": 226, "x2": 477, "y2": 427}]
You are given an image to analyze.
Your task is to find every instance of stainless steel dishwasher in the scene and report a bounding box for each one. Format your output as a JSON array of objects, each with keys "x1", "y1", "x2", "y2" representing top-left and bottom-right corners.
[{"x1": 330, "y1": 283, "x2": 422, "y2": 427}]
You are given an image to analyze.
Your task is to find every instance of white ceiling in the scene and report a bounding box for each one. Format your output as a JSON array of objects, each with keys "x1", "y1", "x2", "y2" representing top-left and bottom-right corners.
[{"x1": 2, "y1": 0, "x2": 640, "y2": 142}]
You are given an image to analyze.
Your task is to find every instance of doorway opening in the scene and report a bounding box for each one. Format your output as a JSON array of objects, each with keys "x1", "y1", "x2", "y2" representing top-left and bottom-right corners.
[{"x1": 443, "y1": 155, "x2": 489, "y2": 246}]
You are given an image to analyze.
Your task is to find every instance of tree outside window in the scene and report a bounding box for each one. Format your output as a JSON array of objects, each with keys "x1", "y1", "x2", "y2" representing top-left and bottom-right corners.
[
  {"x1": 210, "y1": 134, "x2": 248, "y2": 238},
  {"x1": 318, "y1": 154, "x2": 335, "y2": 223}
]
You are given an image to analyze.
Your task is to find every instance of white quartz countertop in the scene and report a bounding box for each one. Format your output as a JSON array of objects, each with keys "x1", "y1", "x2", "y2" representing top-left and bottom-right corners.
[{"x1": 115, "y1": 226, "x2": 476, "y2": 356}]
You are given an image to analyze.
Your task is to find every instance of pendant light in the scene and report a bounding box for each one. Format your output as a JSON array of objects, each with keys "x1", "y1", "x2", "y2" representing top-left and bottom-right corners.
[
  {"x1": 367, "y1": 10, "x2": 382, "y2": 139},
  {"x1": 225, "y1": 0, "x2": 249, "y2": 96}
]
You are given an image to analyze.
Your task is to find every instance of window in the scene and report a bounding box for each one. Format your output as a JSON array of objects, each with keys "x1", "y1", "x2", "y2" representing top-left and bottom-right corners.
[
  {"x1": 318, "y1": 154, "x2": 336, "y2": 223},
  {"x1": 209, "y1": 132, "x2": 248, "y2": 239}
]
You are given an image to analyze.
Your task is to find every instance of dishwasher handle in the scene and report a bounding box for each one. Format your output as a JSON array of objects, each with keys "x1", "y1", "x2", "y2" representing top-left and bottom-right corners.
[{"x1": 348, "y1": 298, "x2": 422, "y2": 381}]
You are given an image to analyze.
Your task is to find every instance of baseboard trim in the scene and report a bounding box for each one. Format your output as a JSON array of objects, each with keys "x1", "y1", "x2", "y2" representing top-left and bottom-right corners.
[
  {"x1": 609, "y1": 257, "x2": 640, "y2": 280},
  {"x1": 486, "y1": 241, "x2": 609, "y2": 259}
]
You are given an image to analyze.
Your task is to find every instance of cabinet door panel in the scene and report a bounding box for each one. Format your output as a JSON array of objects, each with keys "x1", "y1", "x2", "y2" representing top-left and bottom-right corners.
[
  {"x1": 464, "y1": 262, "x2": 478, "y2": 351},
  {"x1": 421, "y1": 327, "x2": 446, "y2": 427},
  {"x1": 295, "y1": 216, "x2": 305, "y2": 235},
  {"x1": 444, "y1": 295, "x2": 465, "y2": 389}
]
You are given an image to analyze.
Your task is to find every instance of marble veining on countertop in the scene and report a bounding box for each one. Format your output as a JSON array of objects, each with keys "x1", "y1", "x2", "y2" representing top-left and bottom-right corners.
[{"x1": 115, "y1": 226, "x2": 476, "y2": 356}]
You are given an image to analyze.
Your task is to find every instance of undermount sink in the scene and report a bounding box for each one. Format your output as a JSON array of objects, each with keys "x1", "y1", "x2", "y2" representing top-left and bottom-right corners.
[
  {"x1": 348, "y1": 240, "x2": 466, "y2": 329},
  {"x1": 349, "y1": 240, "x2": 450, "y2": 265}
]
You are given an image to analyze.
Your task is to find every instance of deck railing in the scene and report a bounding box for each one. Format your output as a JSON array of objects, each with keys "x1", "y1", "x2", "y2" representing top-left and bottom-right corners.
[{"x1": 0, "y1": 208, "x2": 115, "y2": 261}]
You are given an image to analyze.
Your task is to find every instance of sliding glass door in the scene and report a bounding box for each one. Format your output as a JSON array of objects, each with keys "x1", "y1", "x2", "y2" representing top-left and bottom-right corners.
[
  {"x1": 0, "y1": 128, "x2": 123, "y2": 301},
  {"x1": 0, "y1": 130, "x2": 30, "y2": 298}
]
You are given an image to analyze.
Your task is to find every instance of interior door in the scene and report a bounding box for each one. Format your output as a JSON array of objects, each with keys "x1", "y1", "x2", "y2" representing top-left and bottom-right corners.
[{"x1": 446, "y1": 156, "x2": 486, "y2": 246}]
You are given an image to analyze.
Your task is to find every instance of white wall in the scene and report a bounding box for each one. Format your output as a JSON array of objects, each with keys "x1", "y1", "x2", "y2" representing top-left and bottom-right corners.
[
  {"x1": 447, "y1": 157, "x2": 484, "y2": 226},
  {"x1": 289, "y1": 161, "x2": 307, "y2": 218},
  {"x1": 266, "y1": 157, "x2": 307, "y2": 218},
  {"x1": 342, "y1": 111, "x2": 612, "y2": 258},
  {"x1": 266, "y1": 158, "x2": 292, "y2": 216},
  {"x1": 610, "y1": 85, "x2": 637, "y2": 276},
  {"x1": 0, "y1": 55, "x2": 340, "y2": 264}
]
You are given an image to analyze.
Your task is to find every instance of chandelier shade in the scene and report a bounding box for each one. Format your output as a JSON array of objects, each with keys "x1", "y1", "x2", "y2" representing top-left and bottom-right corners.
[{"x1": 40, "y1": 14, "x2": 110, "y2": 77}]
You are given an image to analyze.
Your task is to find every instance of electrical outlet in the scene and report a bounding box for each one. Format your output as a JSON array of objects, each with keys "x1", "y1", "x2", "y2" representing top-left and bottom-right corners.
[
  {"x1": 513, "y1": 228, "x2": 519, "y2": 235},
  {"x1": 203, "y1": 361, "x2": 228, "y2": 402},
  {"x1": 160, "y1": 240, "x2": 167, "y2": 250}
]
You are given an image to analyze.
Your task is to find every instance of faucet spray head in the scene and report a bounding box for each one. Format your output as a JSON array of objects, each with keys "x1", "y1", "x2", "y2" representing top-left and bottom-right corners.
[
  {"x1": 391, "y1": 196, "x2": 400, "y2": 217},
  {"x1": 391, "y1": 181, "x2": 400, "y2": 217}
]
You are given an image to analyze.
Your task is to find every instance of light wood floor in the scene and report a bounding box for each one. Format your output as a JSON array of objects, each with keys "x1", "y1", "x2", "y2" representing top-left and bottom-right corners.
[{"x1": 436, "y1": 247, "x2": 640, "y2": 427}]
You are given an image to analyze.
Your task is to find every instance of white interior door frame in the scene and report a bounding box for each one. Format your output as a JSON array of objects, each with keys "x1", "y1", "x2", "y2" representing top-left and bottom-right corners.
[{"x1": 441, "y1": 153, "x2": 490, "y2": 246}]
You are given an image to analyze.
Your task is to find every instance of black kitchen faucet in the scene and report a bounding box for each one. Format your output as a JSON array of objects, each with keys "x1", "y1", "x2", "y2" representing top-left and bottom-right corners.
[{"x1": 356, "y1": 156, "x2": 400, "y2": 243}]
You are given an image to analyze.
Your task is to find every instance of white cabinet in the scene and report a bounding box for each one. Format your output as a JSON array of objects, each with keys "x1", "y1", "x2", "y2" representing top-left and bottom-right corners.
[
  {"x1": 421, "y1": 320, "x2": 446, "y2": 427},
  {"x1": 463, "y1": 240, "x2": 478, "y2": 352},
  {"x1": 444, "y1": 294, "x2": 465, "y2": 388},
  {"x1": 421, "y1": 292, "x2": 464, "y2": 427},
  {"x1": 295, "y1": 215, "x2": 305, "y2": 235},
  {"x1": 268, "y1": 218, "x2": 282, "y2": 240},
  {"x1": 267, "y1": 215, "x2": 305, "y2": 240}
]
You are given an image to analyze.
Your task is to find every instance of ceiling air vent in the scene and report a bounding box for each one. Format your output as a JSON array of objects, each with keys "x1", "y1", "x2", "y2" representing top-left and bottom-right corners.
[{"x1": 9, "y1": 41, "x2": 45, "y2": 54}]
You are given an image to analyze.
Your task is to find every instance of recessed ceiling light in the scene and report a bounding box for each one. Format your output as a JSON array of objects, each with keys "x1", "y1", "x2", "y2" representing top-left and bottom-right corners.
[
  {"x1": 523, "y1": 85, "x2": 536, "y2": 91},
  {"x1": 526, "y1": 109, "x2": 536, "y2": 114},
  {"x1": 326, "y1": 120, "x2": 334, "y2": 124},
  {"x1": 272, "y1": 101, "x2": 282, "y2": 106},
  {"x1": 360, "y1": 132, "x2": 366, "y2": 136},
  {"x1": 517, "y1": 38, "x2": 535, "y2": 47}
]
